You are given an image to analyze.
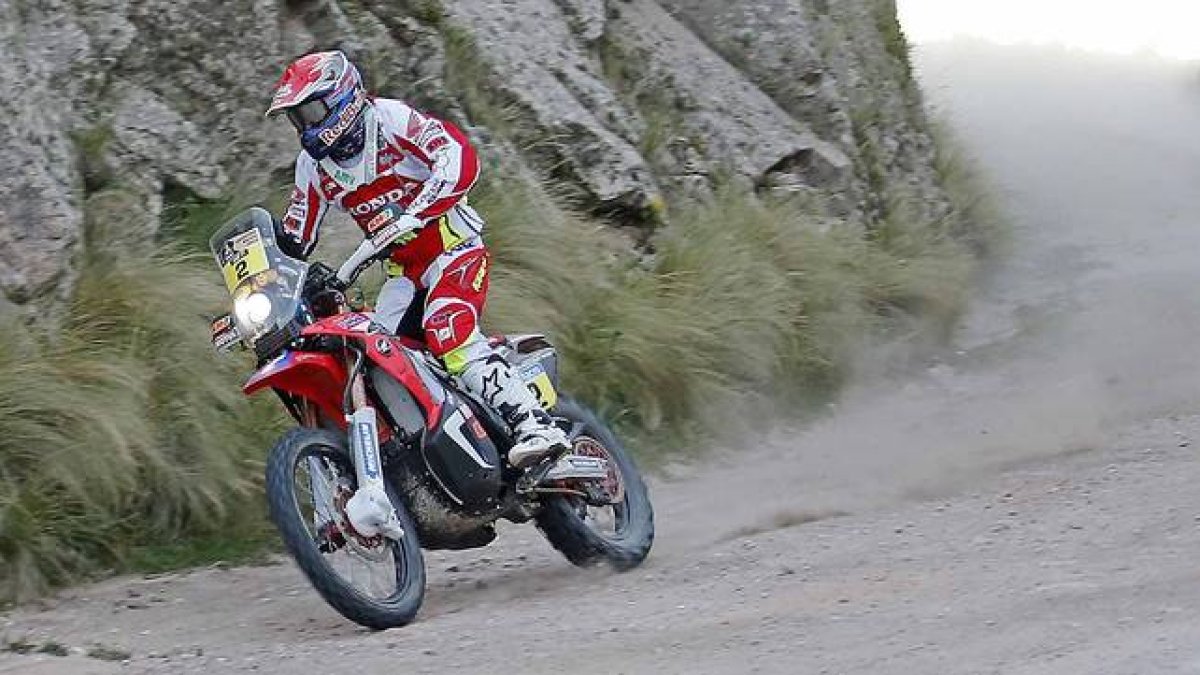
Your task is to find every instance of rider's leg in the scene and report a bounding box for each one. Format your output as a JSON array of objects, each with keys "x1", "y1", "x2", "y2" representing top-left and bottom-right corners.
[
  {"x1": 373, "y1": 264, "x2": 416, "y2": 334},
  {"x1": 422, "y1": 245, "x2": 568, "y2": 468},
  {"x1": 454, "y1": 347, "x2": 569, "y2": 468}
]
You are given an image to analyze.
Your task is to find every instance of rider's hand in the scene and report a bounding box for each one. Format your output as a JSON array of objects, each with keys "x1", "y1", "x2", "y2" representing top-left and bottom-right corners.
[
  {"x1": 304, "y1": 262, "x2": 341, "y2": 293},
  {"x1": 372, "y1": 213, "x2": 423, "y2": 249},
  {"x1": 335, "y1": 214, "x2": 423, "y2": 286}
]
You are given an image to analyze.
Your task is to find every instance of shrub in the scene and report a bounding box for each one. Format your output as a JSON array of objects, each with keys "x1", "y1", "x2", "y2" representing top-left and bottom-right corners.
[
  {"x1": 476, "y1": 175, "x2": 977, "y2": 450},
  {"x1": 0, "y1": 220, "x2": 283, "y2": 601}
]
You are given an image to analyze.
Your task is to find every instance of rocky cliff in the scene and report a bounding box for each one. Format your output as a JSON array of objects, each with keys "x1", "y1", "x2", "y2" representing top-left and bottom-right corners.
[{"x1": 0, "y1": 0, "x2": 946, "y2": 306}]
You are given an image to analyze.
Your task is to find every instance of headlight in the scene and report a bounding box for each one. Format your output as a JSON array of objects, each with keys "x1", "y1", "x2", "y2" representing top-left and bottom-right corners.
[{"x1": 234, "y1": 292, "x2": 273, "y2": 328}]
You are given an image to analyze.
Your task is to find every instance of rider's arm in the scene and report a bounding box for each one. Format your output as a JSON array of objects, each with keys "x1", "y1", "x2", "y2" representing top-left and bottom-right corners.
[
  {"x1": 382, "y1": 102, "x2": 481, "y2": 221},
  {"x1": 335, "y1": 103, "x2": 480, "y2": 287},
  {"x1": 277, "y1": 153, "x2": 329, "y2": 260}
]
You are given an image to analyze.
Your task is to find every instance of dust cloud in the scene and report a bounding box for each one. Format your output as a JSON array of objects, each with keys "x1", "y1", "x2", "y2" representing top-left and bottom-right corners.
[{"x1": 658, "y1": 41, "x2": 1200, "y2": 547}]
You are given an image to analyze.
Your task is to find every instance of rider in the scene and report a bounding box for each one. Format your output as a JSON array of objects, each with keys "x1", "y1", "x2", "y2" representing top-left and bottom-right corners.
[{"x1": 267, "y1": 50, "x2": 568, "y2": 470}]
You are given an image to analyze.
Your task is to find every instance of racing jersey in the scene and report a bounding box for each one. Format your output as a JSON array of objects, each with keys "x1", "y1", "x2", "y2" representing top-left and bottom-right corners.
[{"x1": 280, "y1": 97, "x2": 482, "y2": 282}]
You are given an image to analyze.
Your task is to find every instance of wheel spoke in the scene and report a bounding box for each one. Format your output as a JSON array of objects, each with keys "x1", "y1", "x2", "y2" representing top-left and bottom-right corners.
[{"x1": 292, "y1": 447, "x2": 401, "y2": 601}]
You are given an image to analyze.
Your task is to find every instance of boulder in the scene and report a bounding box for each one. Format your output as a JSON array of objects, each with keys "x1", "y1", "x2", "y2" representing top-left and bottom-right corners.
[{"x1": 0, "y1": 0, "x2": 956, "y2": 305}]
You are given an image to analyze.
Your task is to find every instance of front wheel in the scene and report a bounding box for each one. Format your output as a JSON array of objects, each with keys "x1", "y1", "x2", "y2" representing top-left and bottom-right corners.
[
  {"x1": 265, "y1": 428, "x2": 425, "y2": 629},
  {"x1": 536, "y1": 398, "x2": 654, "y2": 570}
]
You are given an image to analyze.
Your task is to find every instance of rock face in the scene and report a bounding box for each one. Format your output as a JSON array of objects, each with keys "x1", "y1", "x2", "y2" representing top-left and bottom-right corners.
[{"x1": 0, "y1": 0, "x2": 949, "y2": 305}]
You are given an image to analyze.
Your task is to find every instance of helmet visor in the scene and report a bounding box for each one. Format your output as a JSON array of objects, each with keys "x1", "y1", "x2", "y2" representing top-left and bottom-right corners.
[{"x1": 285, "y1": 99, "x2": 330, "y2": 132}]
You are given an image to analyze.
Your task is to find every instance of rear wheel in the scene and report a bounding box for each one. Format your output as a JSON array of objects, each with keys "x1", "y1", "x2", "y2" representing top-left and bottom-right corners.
[
  {"x1": 265, "y1": 428, "x2": 425, "y2": 629},
  {"x1": 536, "y1": 399, "x2": 654, "y2": 570}
]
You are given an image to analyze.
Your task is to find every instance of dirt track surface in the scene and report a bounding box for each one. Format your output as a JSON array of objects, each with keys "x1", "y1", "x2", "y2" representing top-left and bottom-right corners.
[
  {"x1": 3, "y1": 415, "x2": 1200, "y2": 675},
  {"x1": 6, "y1": 41, "x2": 1200, "y2": 675}
]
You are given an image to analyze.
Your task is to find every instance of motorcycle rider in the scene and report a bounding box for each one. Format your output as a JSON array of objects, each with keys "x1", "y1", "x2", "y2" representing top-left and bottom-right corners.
[{"x1": 267, "y1": 51, "x2": 569, "y2": 480}]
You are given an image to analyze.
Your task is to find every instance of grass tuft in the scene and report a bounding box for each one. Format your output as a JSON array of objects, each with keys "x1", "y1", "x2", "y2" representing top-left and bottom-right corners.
[
  {"x1": 930, "y1": 118, "x2": 1007, "y2": 256},
  {"x1": 0, "y1": 202, "x2": 284, "y2": 602},
  {"x1": 37, "y1": 641, "x2": 69, "y2": 657},
  {"x1": 477, "y1": 174, "x2": 978, "y2": 451},
  {"x1": 3, "y1": 638, "x2": 36, "y2": 655}
]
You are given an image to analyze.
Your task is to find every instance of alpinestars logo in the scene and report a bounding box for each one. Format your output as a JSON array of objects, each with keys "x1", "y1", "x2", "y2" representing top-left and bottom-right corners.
[{"x1": 480, "y1": 367, "x2": 504, "y2": 406}]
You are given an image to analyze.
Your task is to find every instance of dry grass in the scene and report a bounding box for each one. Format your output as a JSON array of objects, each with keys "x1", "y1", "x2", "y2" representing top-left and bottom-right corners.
[
  {"x1": 930, "y1": 117, "x2": 1008, "y2": 256},
  {"x1": 477, "y1": 173, "x2": 982, "y2": 449},
  {"x1": 0, "y1": 220, "x2": 284, "y2": 602}
]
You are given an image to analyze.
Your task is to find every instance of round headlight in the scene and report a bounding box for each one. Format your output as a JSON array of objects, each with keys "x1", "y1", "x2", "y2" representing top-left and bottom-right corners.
[{"x1": 235, "y1": 292, "x2": 273, "y2": 327}]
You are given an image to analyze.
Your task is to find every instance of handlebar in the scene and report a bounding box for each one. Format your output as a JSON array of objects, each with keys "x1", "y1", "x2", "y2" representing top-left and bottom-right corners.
[
  {"x1": 304, "y1": 260, "x2": 373, "y2": 318},
  {"x1": 304, "y1": 262, "x2": 345, "y2": 296}
]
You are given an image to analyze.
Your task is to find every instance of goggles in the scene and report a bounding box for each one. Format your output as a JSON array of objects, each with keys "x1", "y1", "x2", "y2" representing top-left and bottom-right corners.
[{"x1": 285, "y1": 99, "x2": 331, "y2": 132}]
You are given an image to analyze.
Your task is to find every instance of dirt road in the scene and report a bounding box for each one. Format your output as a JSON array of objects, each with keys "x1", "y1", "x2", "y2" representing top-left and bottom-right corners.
[{"x1": 4, "y1": 42, "x2": 1200, "y2": 674}]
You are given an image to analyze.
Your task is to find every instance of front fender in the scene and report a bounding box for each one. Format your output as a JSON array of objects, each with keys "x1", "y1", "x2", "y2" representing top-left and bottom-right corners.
[{"x1": 244, "y1": 351, "x2": 348, "y2": 429}]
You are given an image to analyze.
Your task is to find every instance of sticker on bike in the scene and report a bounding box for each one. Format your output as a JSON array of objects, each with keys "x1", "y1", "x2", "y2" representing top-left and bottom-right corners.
[{"x1": 219, "y1": 228, "x2": 270, "y2": 292}]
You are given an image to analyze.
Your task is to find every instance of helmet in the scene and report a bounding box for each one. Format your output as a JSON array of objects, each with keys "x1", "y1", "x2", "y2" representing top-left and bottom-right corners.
[{"x1": 267, "y1": 51, "x2": 368, "y2": 162}]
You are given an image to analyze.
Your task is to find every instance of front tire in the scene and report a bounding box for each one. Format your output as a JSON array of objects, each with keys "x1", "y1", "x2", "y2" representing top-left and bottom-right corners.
[
  {"x1": 265, "y1": 428, "x2": 425, "y2": 629},
  {"x1": 536, "y1": 398, "x2": 654, "y2": 570}
]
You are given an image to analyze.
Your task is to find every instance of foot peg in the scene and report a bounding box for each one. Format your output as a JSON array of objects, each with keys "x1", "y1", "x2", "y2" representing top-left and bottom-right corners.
[
  {"x1": 517, "y1": 451, "x2": 610, "y2": 493},
  {"x1": 544, "y1": 454, "x2": 610, "y2": 481}
]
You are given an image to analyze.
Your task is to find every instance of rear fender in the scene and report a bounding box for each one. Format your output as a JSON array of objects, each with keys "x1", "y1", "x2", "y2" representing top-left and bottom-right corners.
[
  {"x1": 504, "y1": 334, "x2": 560, "y2": 409},
  {"x1": 243, "y1": 351, "x2": 347, "y2": 428}
]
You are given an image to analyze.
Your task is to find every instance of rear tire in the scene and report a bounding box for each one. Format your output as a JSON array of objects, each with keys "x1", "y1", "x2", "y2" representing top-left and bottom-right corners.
[
  {"x1": 265, "y1": 428, "x2": 425, "y2": 629},
  {"x1": 536, "y1": 398, "x2": 654, "y2": 570}
]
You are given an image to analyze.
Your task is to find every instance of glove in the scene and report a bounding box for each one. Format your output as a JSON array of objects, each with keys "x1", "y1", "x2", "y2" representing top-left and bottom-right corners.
[
  {"x1": 304, "y1": 261, "x2": 342, "y2": 295},
  {"x1": 335, "y1": 213, "x2": 423, "y2": 286}
]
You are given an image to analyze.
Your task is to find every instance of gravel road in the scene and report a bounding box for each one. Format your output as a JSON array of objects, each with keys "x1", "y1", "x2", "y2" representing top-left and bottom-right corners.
[
  {"x1": 4, "y1": 41, "x2": 1200, "y2": 675},
  {"x1": 3, "y1": 415, "x2": 1199, "y2": 675}
]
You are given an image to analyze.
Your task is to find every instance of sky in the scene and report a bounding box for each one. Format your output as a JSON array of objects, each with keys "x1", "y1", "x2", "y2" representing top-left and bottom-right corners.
[{"x1": 897, "y1": 0, "x2": 1200, "y2": 61}]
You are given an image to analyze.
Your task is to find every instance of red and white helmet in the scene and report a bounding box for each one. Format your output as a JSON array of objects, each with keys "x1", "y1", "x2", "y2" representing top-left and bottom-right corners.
[{"x1": 267, "y1": 51, "x2": 369, "y2": 162}]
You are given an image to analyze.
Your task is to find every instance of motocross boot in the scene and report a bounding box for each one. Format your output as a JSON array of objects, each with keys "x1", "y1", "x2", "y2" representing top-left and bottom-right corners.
[{"x1": 458, "y1": 354, "x2": 569, "y2": 468}]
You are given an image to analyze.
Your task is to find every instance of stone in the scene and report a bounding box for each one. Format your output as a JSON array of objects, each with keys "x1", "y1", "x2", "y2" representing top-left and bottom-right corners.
[{"x1": 0, "y1": 0, "x2": 957, "y2": 306}]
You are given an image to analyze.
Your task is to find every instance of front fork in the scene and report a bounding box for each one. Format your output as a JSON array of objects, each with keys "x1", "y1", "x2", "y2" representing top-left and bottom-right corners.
[
  {"x1": 307, "y1": 345, "x2": 403, "y2": 541},
  {"x1": 345, "y1": 353, "x2": 387, "y2": 499}
]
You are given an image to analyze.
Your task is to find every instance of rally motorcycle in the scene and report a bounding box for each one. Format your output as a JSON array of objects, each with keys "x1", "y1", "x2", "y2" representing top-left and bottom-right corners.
[{"x1": 209, "y1": 207, "x2": 653, "y2": 629}]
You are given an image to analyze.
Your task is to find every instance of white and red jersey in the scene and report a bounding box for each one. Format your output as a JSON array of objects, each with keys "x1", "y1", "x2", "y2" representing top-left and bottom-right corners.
[{"x1": 280, "y1": 97, "x2": 482, "y2": 283}]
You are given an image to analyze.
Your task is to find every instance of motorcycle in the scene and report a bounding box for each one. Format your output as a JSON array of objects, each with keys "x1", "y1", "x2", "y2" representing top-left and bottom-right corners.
[{"x1": 208, "y1": 207, "x2": 654, "y2": 629}]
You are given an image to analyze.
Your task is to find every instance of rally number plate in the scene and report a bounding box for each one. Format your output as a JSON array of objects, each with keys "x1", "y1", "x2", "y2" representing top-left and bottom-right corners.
[
  {"x1": 519, "y1": 361, "x2": 558, "y2": 409},
  {"x1": 219, "y1": 229, "x2": 270, "y2": 292}
]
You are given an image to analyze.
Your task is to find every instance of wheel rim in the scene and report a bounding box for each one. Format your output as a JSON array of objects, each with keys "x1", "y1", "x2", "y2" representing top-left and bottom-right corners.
[
  {"x1": 291, "y1": 445, "x2": 409, "y2": 603},
  {"x1": 566, "y1": 435, "x2": 629, "y2": 541}
]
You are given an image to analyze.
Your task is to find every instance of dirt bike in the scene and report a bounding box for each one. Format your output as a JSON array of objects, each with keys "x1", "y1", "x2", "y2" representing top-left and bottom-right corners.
[{"x1": 208, "y1": 207, "x2": 653, "y2": 629}]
